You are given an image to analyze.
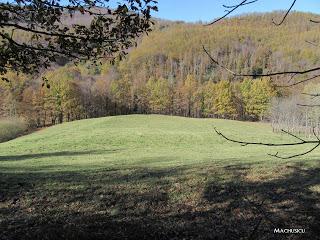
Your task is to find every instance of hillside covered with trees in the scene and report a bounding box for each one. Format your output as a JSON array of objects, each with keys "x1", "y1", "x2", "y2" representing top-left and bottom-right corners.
[{"x1": 1, "y1": 11, "x2": 320, "y2": 127}]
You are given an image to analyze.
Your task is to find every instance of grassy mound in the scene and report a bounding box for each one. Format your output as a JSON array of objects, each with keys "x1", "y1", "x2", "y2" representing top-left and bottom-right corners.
[{"x1": 0, "y1": 115, "x2": 319, "y2": 239}]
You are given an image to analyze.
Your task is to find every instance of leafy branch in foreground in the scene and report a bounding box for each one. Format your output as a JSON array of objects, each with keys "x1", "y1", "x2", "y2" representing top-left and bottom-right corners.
[
  {"x1": 214, "y1": 127, "x2": 320, "y2": 159},
  {"x1": 0, "y1": 0, "x2": 158, "y2": 76}
]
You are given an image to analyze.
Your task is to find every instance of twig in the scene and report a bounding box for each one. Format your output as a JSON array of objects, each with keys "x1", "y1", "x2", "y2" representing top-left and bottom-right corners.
[
  {"x1": 297, "y1": 104, "x2": 320, "y2": 107},
  {"x1": 268, "y1": 142, "x2": 320, "y2": 159},
  {"x1": 276, "y1": 74, "x2": 320, "y2": 88},
  {"x1": 214, "y1": 127, "x2": 318, "y2": 147},
  {"x1": 272, "y1": 0, "x2": 297, "y2": 26},
  {"x1": 305, "y1": 40, "x2": 319, "y2": 47},
  {"x1": 310, "y1": 19, "x2": 320, "y2": 23},
  {"x1": 223, "y1": 0, "x2": 258, "y2": 9},
  {"x1": 301, "y1": 93, "x2": 320, "y2": 99},
  {"x1": 203, "y1": 46, "x2": 320, "y2": 78},
  {"x1": 205, "y1": 0, "x2": 251, "y2": 26},
  {"x1": 268, "y1": 128, "x2": 320, "y2": 159},
  {"x1": 214, "y1": 127, "x2": 320, "y2": 159}
]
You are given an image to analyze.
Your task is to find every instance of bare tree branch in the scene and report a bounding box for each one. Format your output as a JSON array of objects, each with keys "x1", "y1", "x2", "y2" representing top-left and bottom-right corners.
[
  {"x1": 310, "y1": 19, "x2": 320, "y2": 23},
  {"x1": 297, "y1": 104, "x2": 320, "y2": 107},
  {"x1": 268, "y1": 144, "x2": 320, "y2": 159},
  {"x1": 275, "y1": 74, "x2": 320, "y2": 88},
  {"x1": 222, "y1": 0, "x2": 258, "y2": 9},
  {"x1": 268, "y1": 128, "x2": 320, "y2": 159},
  {"x1": 206, "y1": 0, "x2": 297, "y2": 26},
  {"x1": 214, "y1": 127, "x2": 320, "y2": 159},
  {"x1": 301, "y1": 92, "x2": 320, "y2": 98},
  {"x1": 203, "y1": 46, "x2": 320, "y2": 77},
  {"x1": 205, "y1": 0, "x2": 252, "y2": 26},
  {"x1": 214, "y1": 128, "x2": 318, "y2": 146},
  {"x1": 272, "y1": 0, "x2": 297, "y2": 26},
  {"x1": 305, "y1": 40, "x2": 319, "y2": 47},
  {"x1": 206, "y1": 0, "x2": 320, "y2": 159}
]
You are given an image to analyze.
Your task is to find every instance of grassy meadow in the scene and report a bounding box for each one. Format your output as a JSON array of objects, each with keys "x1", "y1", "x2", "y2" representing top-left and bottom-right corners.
[{"x1": 0, "y1": 115, "x2": 319, "y2": 239}]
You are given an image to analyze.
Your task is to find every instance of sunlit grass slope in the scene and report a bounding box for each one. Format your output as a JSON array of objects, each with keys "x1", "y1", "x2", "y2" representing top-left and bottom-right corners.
[
  {"x1": 1, "y1": 114, "x2": 318, "y2": 171},
  {"x1": 1, "y1": 115, "x2": 319, "y2": 239}
]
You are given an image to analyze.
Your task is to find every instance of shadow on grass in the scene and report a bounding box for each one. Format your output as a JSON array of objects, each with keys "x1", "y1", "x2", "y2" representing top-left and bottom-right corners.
[
  {"x1": 0, "y1": 161, "x2": 319, "y2": 240},
  {"x1": 0, "y1": 149, "x2": 121, "y2": 161},
  {"x1": 203, "y1": 163, "x2": 320, "y2": 239}
]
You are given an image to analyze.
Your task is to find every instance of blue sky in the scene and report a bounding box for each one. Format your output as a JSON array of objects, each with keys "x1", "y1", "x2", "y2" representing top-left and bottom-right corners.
[{"x1": 153, "y1": 0, "x2": 320, "y2": 22}]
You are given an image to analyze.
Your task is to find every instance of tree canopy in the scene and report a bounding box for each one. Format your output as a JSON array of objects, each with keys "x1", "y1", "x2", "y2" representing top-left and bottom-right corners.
[{"x1": 0, "y1": 0, "x2": 158, "y2": 80}]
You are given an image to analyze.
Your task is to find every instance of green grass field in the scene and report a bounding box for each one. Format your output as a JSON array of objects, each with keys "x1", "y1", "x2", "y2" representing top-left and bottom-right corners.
[{"x1": 1, "y1": 115, "x2": 319, "y2": 239}]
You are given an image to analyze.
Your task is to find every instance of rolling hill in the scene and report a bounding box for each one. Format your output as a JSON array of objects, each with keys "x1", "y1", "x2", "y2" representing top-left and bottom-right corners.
[
  {"x1": 3, "y1": 12, "x2": 320, "y2": 125},
  {"x1": 1, "y1": 115, "x2": 319, "y2": 239}
]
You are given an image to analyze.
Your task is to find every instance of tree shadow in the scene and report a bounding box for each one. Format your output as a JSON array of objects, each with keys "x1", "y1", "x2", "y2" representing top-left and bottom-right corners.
[
  {"x1": 0, "y1": 149, "x2": 121, "y2": 161},
  {"x1": 0, "y1": 166, "x2": 180, "y2": 239},
  {"x1": 203, "y1": 163, "x2": 320, "y2": 239},
  {"x1": 0, "y1": 162, "x2": 319, "y2": 239}
]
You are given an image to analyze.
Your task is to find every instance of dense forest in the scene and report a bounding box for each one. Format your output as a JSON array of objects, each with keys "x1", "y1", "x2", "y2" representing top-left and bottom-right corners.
[{"x1": 1, "y1": 11, "x2": 320, "y2": 128}]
